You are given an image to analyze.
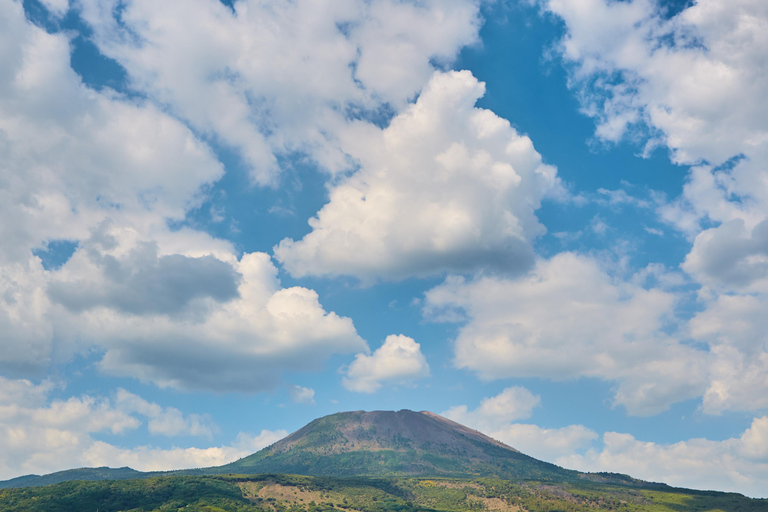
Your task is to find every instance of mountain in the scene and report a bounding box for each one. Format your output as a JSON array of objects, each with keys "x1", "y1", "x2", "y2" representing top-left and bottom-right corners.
[
  {"x1": 214, "y1": 410, "x2": 575, "y2": 481},
  {"x1": 0, "y1": 410, "x2": 621, "y2": 488}
]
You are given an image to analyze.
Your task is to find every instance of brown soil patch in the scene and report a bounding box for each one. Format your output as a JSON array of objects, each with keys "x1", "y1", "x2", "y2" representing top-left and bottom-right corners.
[{"x1": 238, "y1": 482, "x2": 358, "y2": 512}]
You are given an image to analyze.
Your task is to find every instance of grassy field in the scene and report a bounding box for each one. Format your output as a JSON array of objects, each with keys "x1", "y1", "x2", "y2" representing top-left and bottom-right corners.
[{"x1": 0, "y1": 473, "x2": 763, "y2": 512}]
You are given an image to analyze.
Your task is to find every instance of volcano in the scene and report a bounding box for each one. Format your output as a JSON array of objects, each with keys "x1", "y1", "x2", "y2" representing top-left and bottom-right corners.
[{"x1": 215, "y1": 409, "x2": 575, "y2": 481}]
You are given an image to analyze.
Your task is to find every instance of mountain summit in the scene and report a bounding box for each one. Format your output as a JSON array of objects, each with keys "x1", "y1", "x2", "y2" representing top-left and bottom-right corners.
[{"x1": 215, "y1": 409, "x2": 575, "y2": 481}]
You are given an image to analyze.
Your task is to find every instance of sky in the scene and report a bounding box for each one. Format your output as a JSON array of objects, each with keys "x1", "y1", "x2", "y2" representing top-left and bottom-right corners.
[{"x1": 1, "y1": 0, "x2": 768, "y2": 499}]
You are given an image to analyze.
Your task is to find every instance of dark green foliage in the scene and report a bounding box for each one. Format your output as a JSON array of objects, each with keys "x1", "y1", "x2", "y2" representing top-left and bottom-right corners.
[{"x1": 0, "y1": 475, "x2": 256, "y2": 512}]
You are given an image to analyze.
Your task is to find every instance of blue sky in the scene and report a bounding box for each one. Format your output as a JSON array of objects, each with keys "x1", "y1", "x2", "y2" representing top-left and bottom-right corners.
[{"x1": 2, "y1": 0, "x2": 768, "y2": 498}]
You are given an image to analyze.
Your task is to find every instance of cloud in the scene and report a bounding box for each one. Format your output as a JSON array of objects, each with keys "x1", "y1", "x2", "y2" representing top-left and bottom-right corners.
[
  {"x1": 275, "y1": 70, "x2": 561, "y2": 281},
  {"x1": 444, "y1": 390, "x2": 768, "y2": 497},
  {"x1": 683, "y1": 218, "x2": 768, "y2": 292},
  {"x1": 77, "y1": 0, "x2": 483, "y2": 184},
  {"x1": 0, "y1": 0, "x2": 370, "y2": 391},
  {"x1": 544, "y1": 0, "x2": 768, "y2": 166},
  {"x1": 289, "y1": 386, "x2": 316, "y2": 406},
  {"x1": 0, "y1": 0, "x2": 226, "y2": 375},
  {"x1": 425, "y1": 252, "x2": 709, "y2": 415},
  {"x1": 83, "y1": 429, "x2": 288, "y2": 473},
  {"x1": 55, "y1": 251, "x2": 366, "y2": 392},
  {"x1": 48, "y1": 241, "x2": 241, "y2": 317},
  {"x1": 496, "y1": 424, "x2": 598, "y2": 464},
  {"x1": 545, "y1": 0, "x2": 768, "y2": 291},
  {"x1": 559, "y1": 416, "x2": 768, "y2": 498},
  {"x1": 343, "y1": 335, "x2": 430, "y2": 393},
  {"x1": 0, "y1": 376, "x2": 289, "y2": 480},
  {"x1": 542, "y1": 0, "x2": 768, "y2": 408},
  {"x1": 39, "y1": 0, "x2": 69, "y2": 17},
  {"x1": 688, "y1": 295, "x2": 768, "y2": 414},
  {"x1": 114, "y1": 389, "x2": 218, "y2": 439},
  {"x1": 441, "y1": 389, "x2": 599, "y2": 464},
  {"x1": 443, "y1": 386, "x2": 541, "y2": 431}
]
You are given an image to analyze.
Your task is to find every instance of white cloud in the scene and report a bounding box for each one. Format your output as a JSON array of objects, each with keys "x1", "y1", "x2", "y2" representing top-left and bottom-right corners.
[
  {"x1": 0, "y1": 0, "x2": 228, "y2": 374},
  {"x1": 48, "y1": 240, "x2": 242, "y2": 317},
  {"x1": 542, "y1": 0, "x2": 768, "y2": 412},
  {"x1": 82, "y1": 430, "x2": 288, "y2": 473},
  {"x1": 0, "y1": 0, "x2": 369, "y2": 390},
  {"x1": 425, "y1": 252, "x2": 709, "y2": 415},
  {"x1": 275, "y1": 70, "x2": 561, "y2": 281},
  {"x1": 444, "y1": 390, "x2": 768, "y2": 498},
  {"x1": 289, "y1": 386, "x2": 316, "y2": 406},
  {"x1": 115, "y1": 389, "x2": 217, "y2": 439},
  {"x1": 0, "y1": 376, "x2": 285, "y2": 479},
  {"x1": 545, "y1": 0, "x2": 768, "y2": 166},
  {"x1": 343, "y1": 335, "x2": 430, "y2": 393},
  {"x1": 545, "y1": 0, "x2": 768, "y2": 290},
  {"x1": 559, "y1": 416, "x2": 768, "y2": 498},
  {"x1": 443, "y1": 386, "x2": 541, "y2": 431},
  {"x1": 683, "y1": 217, "x2": 768, "y2": 292},
  {"x1": 39, "y1": 0, "x2": 69, "y2": 17},
  {"x1": 77, "y1": 0, "x2": 483, "y2": 184},
  {"x1": 689, "y1": 295, "x2": 768, "y2": 414},
  {"x1": 441, "y1": 389, "x2": 598, "y2": 464},
  {"x1": 56, "y1": 250, "x2": 366, "y2": 392}
]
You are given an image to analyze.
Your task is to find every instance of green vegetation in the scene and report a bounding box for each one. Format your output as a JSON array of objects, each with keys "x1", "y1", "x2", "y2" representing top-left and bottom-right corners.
[{"x1": 0, "y1": 474, "x2": 763, "y2": 512}]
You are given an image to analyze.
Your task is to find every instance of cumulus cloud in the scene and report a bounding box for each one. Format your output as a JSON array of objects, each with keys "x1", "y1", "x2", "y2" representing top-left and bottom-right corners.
[
  {"x1": 0, "y1": 377, "x2": 256, "y2": 479},
  {"x1": 542, "y1": 0, "x2": 768, "y2": 416},
  {"x1": 77, "y1": 0, "x2": 482, "y2": 184},
  {"x1": 55, "y1": 250, "x2": 366, "y2": 392},
  {"x1": 444, "y1": 390, "x2": 768, "y2": 497},
  {"x1": 683, "y1": 218, "x2": 768, "y2": 292},
  {"x1": 425, "y1": 252, "x2": 709, "y2": 415},
  {"x1": 289, "y1": 386, "x2": 316, "y2": 405},
  {"x1": 115, "y1": 389, "x2": 217, "y2": 438},
  {"x1": 441, "y1": 389, "x2": 598, "y2": 463},
  {"x1": 545, "y1": 0, "x2": 768, "y2": 291},
  {"x1": 0, "y1": 0, "x2": 226, "y2": 375},
  {"x1": 343, "y1": 335, "x2": 430, "y2": 393},
  {"x1": 0, "y1": 0, "x2": 370, "y2": 390},
  {"x1": 544, "y1": 0, "x2": 768, "y2": 166},
  {"x1": 48, "y1": 241, "x2": 241, "y2": 317},
  {"x1": 83, "y1": 429, "x2": 288, "y2": 473},
  {"x1": 688, "y1": 295, "x2": 768, "y2": 414},
  {"x1": 275, "y1": 70, "x2": 561, "y2": 281},
  {"x1": 559, "y1": 416, "x2": 768, "y2": 498},
  {"x1": 443, "y1": 386, "x2": 541, "y2": 431},
  {"x1": 0, "y1": 376, "x2": 289, "y2": 479}
]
